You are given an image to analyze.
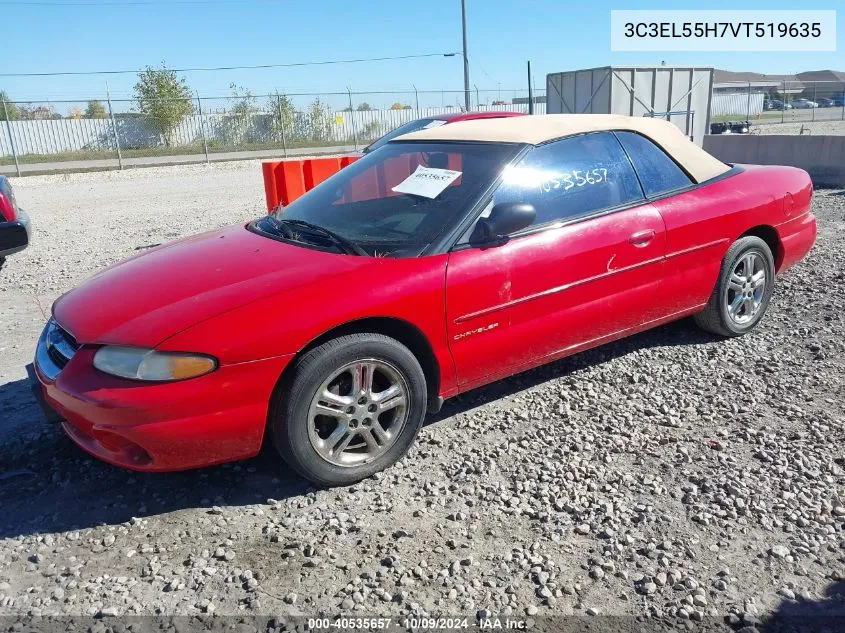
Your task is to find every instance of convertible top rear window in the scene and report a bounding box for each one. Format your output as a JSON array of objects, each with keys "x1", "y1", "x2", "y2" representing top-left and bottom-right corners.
[{"x1": 615, "y1": 131, "x2": 694, "y2": 196}]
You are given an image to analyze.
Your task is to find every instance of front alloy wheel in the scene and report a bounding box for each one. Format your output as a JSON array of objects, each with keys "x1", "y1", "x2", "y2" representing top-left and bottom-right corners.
[
  {"x1": 271, "y1": 333, "x2": 427, "y2": 486},
  {"x1": 307, "y1": 359, "x2": 409, "y2": 467}
]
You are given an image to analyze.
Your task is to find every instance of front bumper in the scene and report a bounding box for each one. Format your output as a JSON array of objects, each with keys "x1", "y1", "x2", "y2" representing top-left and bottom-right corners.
[
  {"x1": 32, "y1": 321, "x2": 293, "y2": 471},
  {"x1": 0, "y1": 208, "x2": 30, "y2": 258}
]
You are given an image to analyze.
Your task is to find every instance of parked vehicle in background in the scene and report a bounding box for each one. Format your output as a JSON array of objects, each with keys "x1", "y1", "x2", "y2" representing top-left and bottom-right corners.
[
  {"x1": 30, "y1": 114, "x2": 817, "y2": 486},
  {"x1": 361, "y1": 111, "x2": 524, "y2": 154},
  {"x1": 763, "y1": 99, "x2": 791, "y2": 111},
  {"x1": 793, "y1": 99, "x2": 819, "y2": 109},
  {"x1": 815, "y1": 98, "x2": 835, "y2": 108},
  {"x1": 0, "y1": 176, "x2": 30, "y2": 269},
  {"x1": 832, "y1": 96, "x2": 845, "y2": 107},
  {"x1": 710, "y1": 121, "x2": 751, "y2": 135}
]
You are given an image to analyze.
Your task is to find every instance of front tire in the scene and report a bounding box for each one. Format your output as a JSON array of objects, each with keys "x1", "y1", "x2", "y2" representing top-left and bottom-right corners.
[
  {"x1": 694, "y1": 236, "x2": 775, "y2": 337},
  {"x1": 271, "y1": 333, "x2": 427, "y2": 486}
]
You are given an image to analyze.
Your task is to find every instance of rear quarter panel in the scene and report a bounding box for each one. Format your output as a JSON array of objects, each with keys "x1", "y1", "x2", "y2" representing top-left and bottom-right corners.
[{"x1": 654, "y1": 165, "x2": 812, "y2": 314}]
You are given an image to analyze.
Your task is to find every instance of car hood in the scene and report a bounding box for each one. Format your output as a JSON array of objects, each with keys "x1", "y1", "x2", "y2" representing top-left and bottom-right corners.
[{"x1": 53, "y1": 224, "x2": 368, "y2": 347}]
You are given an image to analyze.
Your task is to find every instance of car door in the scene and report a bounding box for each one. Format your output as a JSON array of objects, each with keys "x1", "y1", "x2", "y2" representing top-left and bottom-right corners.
[
  {"x1": 445, "y1": 131, "x2": 667, "y2": 388},
  {"x1": 612, "y1": 131, "x2": 715, "y2": 317}
]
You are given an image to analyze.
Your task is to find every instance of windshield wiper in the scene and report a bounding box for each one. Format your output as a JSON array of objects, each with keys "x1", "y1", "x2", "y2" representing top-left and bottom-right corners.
[{"x1": 277, "y1": 218, "x2": 367, "y2": 256}]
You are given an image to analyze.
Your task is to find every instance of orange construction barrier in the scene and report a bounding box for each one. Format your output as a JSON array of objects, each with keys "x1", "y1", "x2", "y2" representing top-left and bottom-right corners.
[
  {"x1": 261, "y1": 162, "x2": 281, "y2": 211},
  {"x1": 277, "y1": 160, "x2": 307, "y2": 206},
  {"x1": 303, "y1": 157, "x2": 342, "y2": 190},
  {"x1": 261, "y1": 154, "x2": 362, "y2": 211}
]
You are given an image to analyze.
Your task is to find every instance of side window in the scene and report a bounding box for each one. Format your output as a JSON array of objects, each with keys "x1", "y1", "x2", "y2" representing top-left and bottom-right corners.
[
  {"x1": 614, "y1": 131, "x2": 693, "y2": 197},
  {"x1": 491, "y1": 131, "x2": 645, "y2": 229}
]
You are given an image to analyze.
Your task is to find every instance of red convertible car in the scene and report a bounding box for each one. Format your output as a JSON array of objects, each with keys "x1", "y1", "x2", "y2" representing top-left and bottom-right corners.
[
  {"x1": 0, "y1": 175, "x2": 30, "y2": 268},
  {"x1": 30, "y1": 115, "x2": 816, "y2": 486}
]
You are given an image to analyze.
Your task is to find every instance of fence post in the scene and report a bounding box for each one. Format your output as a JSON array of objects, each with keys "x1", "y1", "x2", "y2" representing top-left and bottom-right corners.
[
  {"x1": 2, "y1": 100, "x2": 21, "y2": 177},
  {"x1": 812, "y1": 82, "x2": 816, "y2": 122},
  {"x1": 276, "y1": 93, "x2": 288, "y2": 158},
  {"x1": 745, "y1": 81, "x2": 751, "y2": 119},
  {"x1": 347, "y1": 87, "x2": 359, "y2": 152},
  {"x1": 195, "y1": 93, "x2": 210, "y2": 164},
  {"x1": 781, "y1": 81, "x2": 785, "y2": 124},
  {"x1": 106, "y1": 86, "x2": 123, "y2": 170}
]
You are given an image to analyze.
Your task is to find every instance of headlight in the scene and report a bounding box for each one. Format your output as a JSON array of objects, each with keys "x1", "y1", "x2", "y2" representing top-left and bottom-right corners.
[{"x1": 93, "y1": 346, "x2": 217, "y2": 382}]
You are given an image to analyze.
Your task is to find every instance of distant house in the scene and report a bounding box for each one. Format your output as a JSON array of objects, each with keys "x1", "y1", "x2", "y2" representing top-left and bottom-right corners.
[
  {"x1": 714, "y1": 68, "x2": 845, "y2": 100},
  {"x1": 796, "y1": 70, "x2": 845, "y2": 99},
  {"x1": 713, "y1": 70, "x2": 804, "y2": 97},
  {"x1": 512, "y1": 95, "x2": 546, "y2": 105}
]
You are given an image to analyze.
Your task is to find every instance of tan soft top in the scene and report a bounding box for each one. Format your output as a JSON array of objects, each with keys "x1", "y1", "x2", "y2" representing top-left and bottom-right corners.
[{"x1": 396, "y1": 114, "x2": 729, "y2": 183}]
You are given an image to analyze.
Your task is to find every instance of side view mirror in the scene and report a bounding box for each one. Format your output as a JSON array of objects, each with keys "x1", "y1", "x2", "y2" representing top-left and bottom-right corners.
[{"x1": 474, "y1": 202, "x2": 536, "y2": 243}]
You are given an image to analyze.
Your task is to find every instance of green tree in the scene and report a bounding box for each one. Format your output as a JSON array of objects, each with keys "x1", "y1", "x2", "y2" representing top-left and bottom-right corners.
[
  {"x1": 356, "y1": 102, "x2": 372, "y2": 111},
  {"x1": 0, "y1": 91, "x2": 20, "y2": 120},
  {"x1": 219, "y1": 84, "x2": 259, "y2": 145},
  {"x1": 272, "y1": 93, "x2": 296, "y2": 138},
  {"x1": 133, "y1": 64, "x2": 194, "y2": 146},
  {"x1": 85, "y1": 100, "x2": 108, "y2": 119},
  {"x1": 307, "y1": 98, "x2": 332, "y2": 142}
]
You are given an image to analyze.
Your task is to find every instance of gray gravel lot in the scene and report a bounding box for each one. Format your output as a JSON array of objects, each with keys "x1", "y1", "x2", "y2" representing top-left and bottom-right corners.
[
  {"x1": 753, "y1": 119, "x2": 845, "y2": 135},
  {"x1": 0, "y1": 162, "x2": 843, "y2": 627}
]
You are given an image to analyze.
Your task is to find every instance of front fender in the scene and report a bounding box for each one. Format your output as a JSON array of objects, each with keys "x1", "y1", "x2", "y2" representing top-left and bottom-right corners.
[{"x1": 158, "y1": 254, "x2": 456, "y2": 392}]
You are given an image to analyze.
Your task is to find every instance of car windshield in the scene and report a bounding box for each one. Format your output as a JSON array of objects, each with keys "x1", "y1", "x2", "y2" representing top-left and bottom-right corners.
[
  {"x1": 363, "y1": 118, "x2": 448, "y2": 153},
  {"x1": 253, "y1": 141, "x2": 522, "y2": 257}
]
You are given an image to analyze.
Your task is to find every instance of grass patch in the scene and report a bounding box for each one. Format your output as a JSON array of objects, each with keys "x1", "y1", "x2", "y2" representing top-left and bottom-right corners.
[{"x1": 0, "y1": 138, "x2": 373, "y2": 167}]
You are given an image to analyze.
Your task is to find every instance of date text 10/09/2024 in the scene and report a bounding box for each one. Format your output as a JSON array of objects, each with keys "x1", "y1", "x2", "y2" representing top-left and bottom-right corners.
[{"x1": 306, "y1": 617, "x2": 529, "y2": 630}]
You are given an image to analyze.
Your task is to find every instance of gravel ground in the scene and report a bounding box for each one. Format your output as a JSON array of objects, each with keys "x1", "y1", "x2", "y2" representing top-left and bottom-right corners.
[
  {"x1": 0, "y1": 162, "x2": 843, "y2": 629},
  {"x1": 753, "y1": 119, "x2": 845, "y2": 135}
]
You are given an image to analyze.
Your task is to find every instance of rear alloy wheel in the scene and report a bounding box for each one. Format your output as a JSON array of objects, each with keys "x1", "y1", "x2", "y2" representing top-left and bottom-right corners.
[
  {"x1": 694, "y1": 236, "x2": 775, "y2": 337},
  {"x1": 271, "y1": 333, "x2": 427, "y2": 486}
]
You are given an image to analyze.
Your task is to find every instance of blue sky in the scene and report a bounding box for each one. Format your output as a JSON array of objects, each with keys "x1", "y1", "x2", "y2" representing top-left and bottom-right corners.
[{"x1": 1, "y1": 0, "x2": 842, "y2": 112}]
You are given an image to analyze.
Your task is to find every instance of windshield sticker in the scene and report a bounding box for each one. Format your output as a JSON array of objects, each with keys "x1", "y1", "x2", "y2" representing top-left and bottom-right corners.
[
  {"x1": 423, "y1": 119, "x2": 448, "y2": 129},
  {"x1": 391, "y1": 166, "x2": 463, "y2": 199}
]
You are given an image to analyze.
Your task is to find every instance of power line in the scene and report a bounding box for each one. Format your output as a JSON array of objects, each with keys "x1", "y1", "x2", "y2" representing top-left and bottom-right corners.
[
  {"x1": 5, "y1": 0, "x2": 279, "y2": 5},
  {"x1": 0, "y1": 53, "x2": 460, "y2": 78},
  {"x1": 3, "y1": 87, "x2": 530, "y2": 103}
]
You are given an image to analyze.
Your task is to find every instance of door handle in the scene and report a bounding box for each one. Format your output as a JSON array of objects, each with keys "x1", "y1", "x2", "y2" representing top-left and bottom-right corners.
[{"x1": 629, "y1": 229, "x2": 655, "y2": 246}]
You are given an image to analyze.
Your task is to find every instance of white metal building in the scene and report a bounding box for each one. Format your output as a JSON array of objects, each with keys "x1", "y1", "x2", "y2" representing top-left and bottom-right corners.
[{"x1": 546, "y1": 66, "x2": 714, "y2": 145}]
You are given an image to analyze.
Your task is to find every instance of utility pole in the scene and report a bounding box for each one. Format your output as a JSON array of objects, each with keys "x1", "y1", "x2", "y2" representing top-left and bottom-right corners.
[
  {"x1": 527, "y1": 61, "x2": 534, "y2": 114},
  {"x1": 461, "y1": 0, "x2": 471, "y2": 111}
]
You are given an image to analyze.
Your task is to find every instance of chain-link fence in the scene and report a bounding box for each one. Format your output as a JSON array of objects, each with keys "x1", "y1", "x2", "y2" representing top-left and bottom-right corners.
[
  {"x1": 710, "y1": 80, "x2": 845, "y2": 133},
  {"x1": 0, "y1": 89, "x2": 546, "y2": 174}
]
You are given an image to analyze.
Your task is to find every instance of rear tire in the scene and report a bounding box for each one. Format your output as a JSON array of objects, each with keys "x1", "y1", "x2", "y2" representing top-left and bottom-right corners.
[
  {"x1": 694, "y1": 236, "x2": 775, "y2": 337},
  {"x1": 270, "y1": 333, "x2": 427, "y2": 486}
]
